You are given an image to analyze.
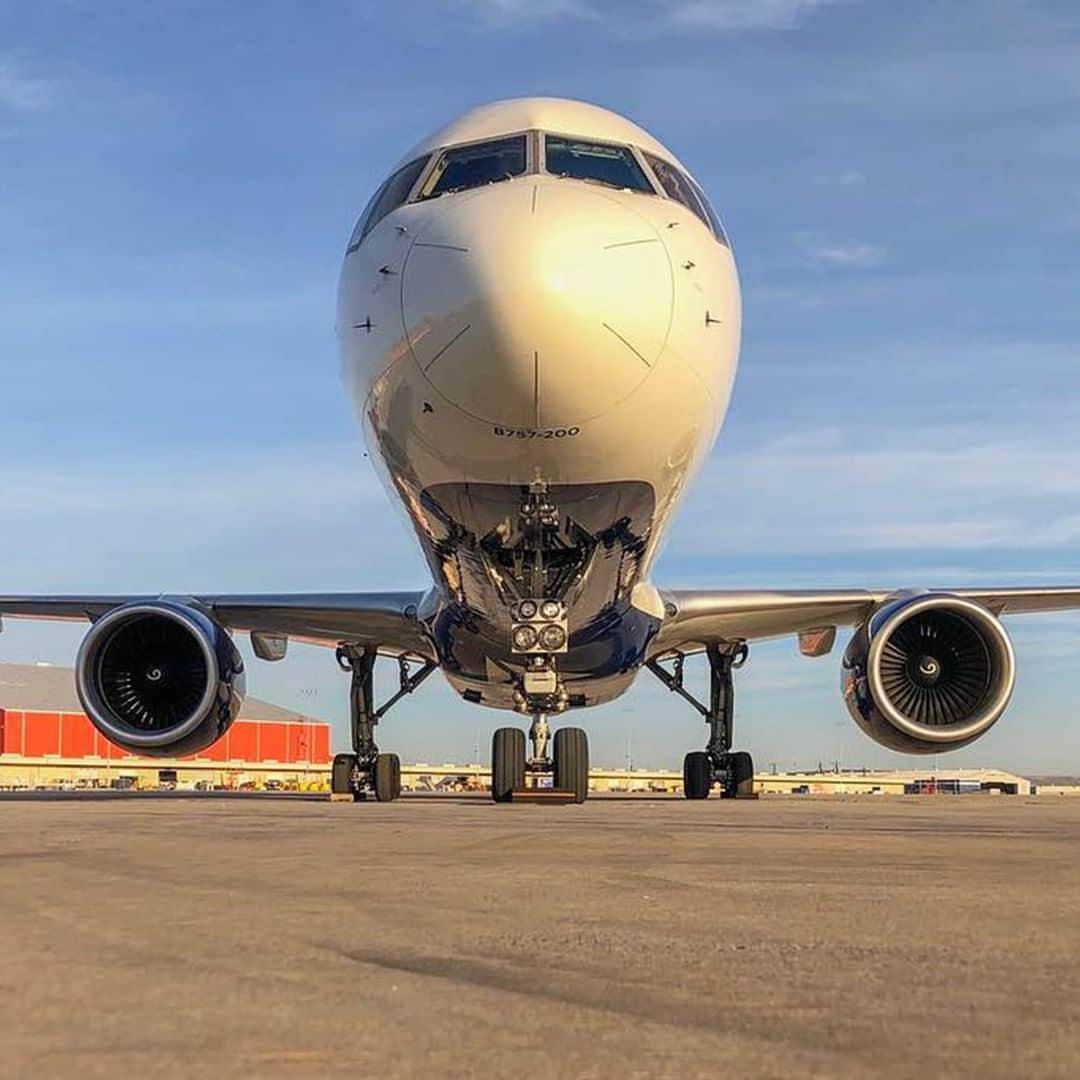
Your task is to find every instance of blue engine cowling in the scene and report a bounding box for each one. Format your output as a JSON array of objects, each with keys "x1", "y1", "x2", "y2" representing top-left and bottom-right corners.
[
  {"x1": 842, "y1": 593, "x2": 1015, "y2": 754},
  {"x1": 75, "y1": 600, "x2": 245, "y2": 758}
]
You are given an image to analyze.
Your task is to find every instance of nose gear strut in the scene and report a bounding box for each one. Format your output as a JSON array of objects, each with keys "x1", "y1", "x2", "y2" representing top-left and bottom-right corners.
[{"x1": 528, "y1": 713, "x2": 550, "y2": 766}]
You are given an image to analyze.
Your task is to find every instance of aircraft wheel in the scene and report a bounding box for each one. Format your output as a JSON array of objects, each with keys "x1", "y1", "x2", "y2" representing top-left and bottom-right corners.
[
  {"x1": 331, "y1": 753, "x2": 357, "y2": 795},
  {"x1": 374, "y1": 752, "x2": 401, "y2": 802},
  {"x1": 683, "y1": 751, "x2": 713, "y2": 799},
  {"x1": 723, "y1": 751, "x2": 754, "y2": 799},
  {"x1": 491, "y1": 727, "x2": 526, "y2": 802},
  {"x1": 553, "y1": 727, "x2": 589, "y2": 803}
]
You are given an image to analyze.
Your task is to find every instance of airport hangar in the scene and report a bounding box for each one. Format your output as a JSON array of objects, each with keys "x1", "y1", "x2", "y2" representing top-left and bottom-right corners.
[
  {"x1": 0, "y1": 662, "x2": 1052, "y2": 796},
  {"x1": 0, "y1": 663, "x2": 333, "y2": 791}
]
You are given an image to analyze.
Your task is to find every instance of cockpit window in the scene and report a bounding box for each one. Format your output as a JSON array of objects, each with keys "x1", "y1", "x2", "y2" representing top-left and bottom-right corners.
[
  {"x1": 420, "y1": 135, "x2": 527, "y2": 200},
  {"x1": 687, "y1": 176, "x2": 730, "y2": 247},
  {"x1": 643, "y1": 152, "x2": 729, "y2": 246},
  {"x1": 544, "y1": 135, "x2": 653, "y2": 192},
  {"x1": 347, "y1": 155, "x2": 429, "y2": 252}
]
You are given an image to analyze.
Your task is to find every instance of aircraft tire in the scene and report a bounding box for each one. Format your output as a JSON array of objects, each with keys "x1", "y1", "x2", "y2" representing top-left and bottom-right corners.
[
  {"x1": 374, "y1": 752, "x2": 401, "y2": 802},
  {"x1": 331, "y1": 753, "x2": 357, "y2": 796},
  {"x1": 491, "y1": 727, "x2": 526, "y2": 802},
  {"x1": 683, "y1": 751, "x2": 713, "y2": 799},
  {"x1": 723, "y1": 751, "x2": 754, "y2": 799},
  {"x1": 553, "y1": 727, "x2": 589, "y2": 803}
]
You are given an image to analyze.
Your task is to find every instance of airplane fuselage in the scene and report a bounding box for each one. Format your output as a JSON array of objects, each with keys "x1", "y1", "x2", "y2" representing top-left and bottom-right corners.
[{"x1": 338, "y1": 99, "x2": 740, "y2": 709}]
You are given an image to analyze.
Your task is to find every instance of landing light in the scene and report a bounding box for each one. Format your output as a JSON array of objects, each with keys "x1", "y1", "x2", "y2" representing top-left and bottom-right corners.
[
  {"x1": 511, "y1": 597, "x2": 569, "y2": 655},
  {"x1": 538, "y1": 624, "x2": 567, "y2": 651}
]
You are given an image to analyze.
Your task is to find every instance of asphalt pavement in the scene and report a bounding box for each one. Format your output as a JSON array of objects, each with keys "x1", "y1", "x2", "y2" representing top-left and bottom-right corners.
[{"x1": 2, "y1": 794, "x2": 1078, "y2": 1078}]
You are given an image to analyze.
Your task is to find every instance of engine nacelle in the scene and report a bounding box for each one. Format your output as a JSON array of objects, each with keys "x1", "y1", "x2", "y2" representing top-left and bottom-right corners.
[
  {"x1": 842, "y1": 593, "x2": 1015, "y2": 754},
  {"x1": 75, "y1": 601, "x2": 245, "y2": 758}
]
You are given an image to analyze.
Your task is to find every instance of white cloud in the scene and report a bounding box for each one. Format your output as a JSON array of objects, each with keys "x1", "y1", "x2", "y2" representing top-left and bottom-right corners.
[
  {"x1": 836, "y1": 170, "x2": 866, "y2": 185},
  {"x1": 803, "y1": 242, "x2": 886, "y2": 268},
  {"x1": 668, "y1": 424, "x2": 1080, "y2": 559},
  {"x1": 0, "y1": 62, "x2": 56, "y2": 113},
  {"x1": 666, "y1": 0, "x2": 838, "y2": 31},
  {"x1": 0, "y1": 280, "x2": 326, "y2": 331},
  {"x1": 459, "y1": 0, "x2": 840, "y2": 30},
  {"x1": 811, "y1": 170, "x2": 867, "y2": 186},
  {"x1": 0, "y1": 444, "x2": 420, "y2": 594},
  {"x1": 460, "y1": 0, "x2": 597, "y2": 22}
]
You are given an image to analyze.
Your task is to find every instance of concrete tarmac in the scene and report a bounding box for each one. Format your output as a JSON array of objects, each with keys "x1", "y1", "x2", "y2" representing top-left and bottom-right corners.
[{"x1": 2, "y1": 794, "x2": 1078, "y2": 1078}]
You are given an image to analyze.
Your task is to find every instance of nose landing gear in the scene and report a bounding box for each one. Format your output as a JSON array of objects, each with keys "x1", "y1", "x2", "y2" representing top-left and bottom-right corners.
[
  {"x1": 493, "y1": 649, "x2": 589, "y2": 803},
  {"x1": 647, "y1": 642, "x2": 756, "y2": 800},
  {"x1": 490, "y1": 715, "x2": 589, "y2": 803}
]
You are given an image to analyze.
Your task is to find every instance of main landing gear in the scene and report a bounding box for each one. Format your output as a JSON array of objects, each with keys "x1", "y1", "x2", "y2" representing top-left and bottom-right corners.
[
  {"x1": 491, "y1": 717, "x2": 589, "y2": 803},
  {"x1": 647, "y1": 642, "x2": 755, "y2": 800},
  {"x1": 330, "y1": 644, "x2": 436, "y2": 801}
]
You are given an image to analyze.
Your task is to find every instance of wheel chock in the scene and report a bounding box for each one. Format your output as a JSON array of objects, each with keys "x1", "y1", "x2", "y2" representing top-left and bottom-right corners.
[{"x1": 509, "y1": 788, "x2": 578, "y2": 804}]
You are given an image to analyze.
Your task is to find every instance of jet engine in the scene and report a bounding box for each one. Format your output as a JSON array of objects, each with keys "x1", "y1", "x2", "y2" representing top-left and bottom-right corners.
[
  {"x1": 75, "y1": 601, "x2": 245, "y2": 758},
  {"x1": 842, "y1": 593, "x2": 1015, "y2": 753}
]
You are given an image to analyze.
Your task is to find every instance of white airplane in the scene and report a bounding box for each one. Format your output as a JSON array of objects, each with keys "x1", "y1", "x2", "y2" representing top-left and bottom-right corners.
[{"x1": 4, "y1": 97, "x2": 1079, "y2": 803}]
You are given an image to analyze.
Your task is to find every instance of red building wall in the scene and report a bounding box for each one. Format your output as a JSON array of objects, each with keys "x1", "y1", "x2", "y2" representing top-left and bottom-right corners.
[
  {"x1": 0, "y1": 708, "x2": 331, "y2": 765},
  {"x1": 24, "y1": 712, "x2": 61, "y2": 757}
]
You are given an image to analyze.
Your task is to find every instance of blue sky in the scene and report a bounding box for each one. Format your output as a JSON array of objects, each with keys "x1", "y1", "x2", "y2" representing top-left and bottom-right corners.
[{"x1": 2, "y1": 0, "x2": 1079, "y2": 772}]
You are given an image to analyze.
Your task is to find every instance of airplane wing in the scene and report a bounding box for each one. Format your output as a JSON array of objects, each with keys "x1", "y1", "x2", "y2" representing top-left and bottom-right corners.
[
  {"x1": 650, "y1": 586, "x2": 1080, "y2": 657},
  {"x1": 0, "y1": 592, "x2": 435, "y2": 660}
]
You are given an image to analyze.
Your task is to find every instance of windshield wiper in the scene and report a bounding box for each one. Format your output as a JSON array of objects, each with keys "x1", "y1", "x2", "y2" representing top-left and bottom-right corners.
[{"x1": 554, "y1": 173, "x2": 624, "y2": 191}]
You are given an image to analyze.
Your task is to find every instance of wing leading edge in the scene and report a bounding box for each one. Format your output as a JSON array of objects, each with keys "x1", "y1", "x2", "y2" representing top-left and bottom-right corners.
[
  {"x1": 651, "y1": 586, "x2": 1080, "y2": 658},
  {"x1": 5, "y1": 585, "x2": 1079, "y2": 668},
  {"x1": 0, "y1": 592, "x2": 435, "y2": 660}
]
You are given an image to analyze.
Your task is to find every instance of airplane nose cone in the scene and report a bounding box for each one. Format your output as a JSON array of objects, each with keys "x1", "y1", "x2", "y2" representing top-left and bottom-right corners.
[{"x1": 401, "y1": 180, "x2": 673, "y2": 428}]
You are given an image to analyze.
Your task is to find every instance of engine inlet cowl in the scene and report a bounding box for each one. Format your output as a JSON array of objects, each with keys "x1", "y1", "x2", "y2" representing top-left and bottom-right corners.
[
  {"x1": 75, "y1": 601, "x2": 245, "y2": 758},
  {"x1": 842, "y1": 594, "x2": 1015, "y2": 754}
]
